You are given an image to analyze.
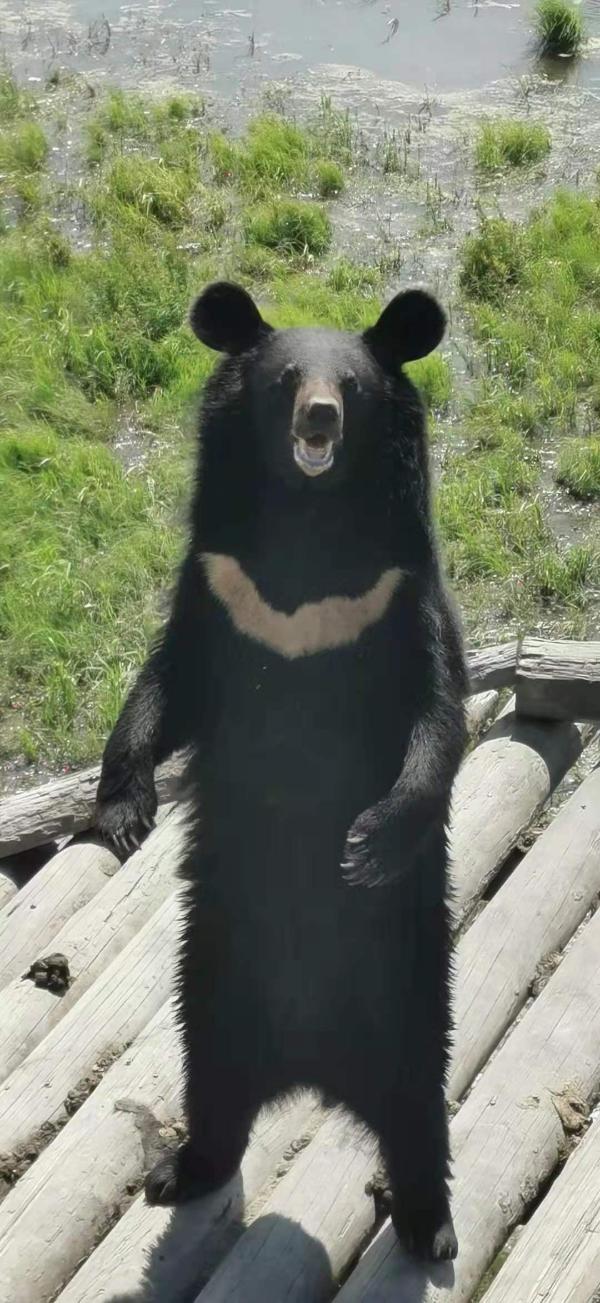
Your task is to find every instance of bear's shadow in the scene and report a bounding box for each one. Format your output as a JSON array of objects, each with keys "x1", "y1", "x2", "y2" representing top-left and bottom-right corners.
[{"x1": 103, "y1": 1174, "x2": 455, "y2": 1303}]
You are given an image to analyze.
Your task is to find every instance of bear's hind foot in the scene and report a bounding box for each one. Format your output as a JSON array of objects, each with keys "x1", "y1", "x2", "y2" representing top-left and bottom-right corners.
[
  {"x1": 145, "y1": 1141, "x2": 236, "y2": 1207},
  {"x1": 392, "y1": 1200, "x2": 458, "y2": 1263}
]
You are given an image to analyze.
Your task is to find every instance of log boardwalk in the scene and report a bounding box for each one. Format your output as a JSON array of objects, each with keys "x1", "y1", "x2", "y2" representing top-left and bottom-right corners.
[{"x1": 0, "y1": 638, "x2": 598, "y2": 1303}]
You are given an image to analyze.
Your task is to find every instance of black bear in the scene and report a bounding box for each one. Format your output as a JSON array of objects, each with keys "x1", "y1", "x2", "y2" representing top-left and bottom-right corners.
[{"x1": 95, "y1": 281, "x2": 468, "y2": 1261}]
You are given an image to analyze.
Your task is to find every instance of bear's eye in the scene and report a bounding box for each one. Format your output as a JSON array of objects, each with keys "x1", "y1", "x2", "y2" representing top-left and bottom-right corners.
[
  {"x1": 342, "y1": 369, "x2": 361, "y2": 395},
  {"x1": 271, "y1": 362, "x2": 300, "y2": 394}
]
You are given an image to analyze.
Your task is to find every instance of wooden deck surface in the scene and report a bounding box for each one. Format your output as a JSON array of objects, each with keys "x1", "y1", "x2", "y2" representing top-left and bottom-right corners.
[{"x1": 0, "y1": 690, "x2": 599, "y2": 1303}]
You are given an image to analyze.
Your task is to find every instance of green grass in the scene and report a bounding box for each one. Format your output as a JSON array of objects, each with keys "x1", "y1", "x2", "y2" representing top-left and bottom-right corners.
[
  {"x1": 244, "y1": 199, "x2": 332, "y2": 256},
  {"x1": 459, "y1": 216, "x2": 526, "y2": 303},
  {"x1": 0, "y1": 122, "x2": 48, "y2": 174},
  {"x1": 314, "y1": 159, "x2": 345, "y2": 198},
  {"x1": 406, "y1": 354, "x2": 452, "y2": 410},
  {"x1": 557, "y1": 439, "x2": 600, "y2": 500},
  {"x1": 85, "y1": 89, "x2": 204, "y2": 165},
  {"x1": 0, "y1": 77, "x2": 597, "y2": 775},
  {"x1": 0, "y1": 427, "x2": 180, "y2": 764},
  {"x1": 101, "y1": 156, "x2": 196, "y2": 227},
  {"x1": 447, "y1": 188, "x2": 600, "y2": 628},
  {"x1": 0, "y1": 69, "x2": 34, "y2": 122},
  {"x1": 208, "y1": 106, "x2": 348, "y2": 198},
  {"x1": 534, "y1": 0, "x2": 585, "y2": 56},
  {"x1": 475, "y1": 120, "x2": 551, "y2": 170}
]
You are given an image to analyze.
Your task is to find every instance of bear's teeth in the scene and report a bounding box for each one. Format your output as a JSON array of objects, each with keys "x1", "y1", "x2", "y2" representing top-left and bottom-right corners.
[{"x1": 294, "y1": 439, "x2": 335, "y2": 477}]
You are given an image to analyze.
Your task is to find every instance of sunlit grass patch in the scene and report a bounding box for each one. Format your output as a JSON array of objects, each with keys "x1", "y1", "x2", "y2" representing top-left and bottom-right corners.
[
  {"x1": 0, "y1": 426, "x2": 182, "y2": 764},
  {"x1": 475, "y1": 119, "x2": 551, "y2": 170},
  {"x1": 208, "y1": 105, "x2": 349, "y2": 198},
  {"x1": 556, "y1": 439, "x2": 600, "y2": 500},
  {"x1": 0, "y1": 122, "x2": 48, "y2": 174},
  {"x1": 530, "y1": 545, "x2": 598, "y2": 604},
  {"x1": 534, "y1": 0, "x2": 585, "y2": 57},
  {"x1": 407, "y1": 354, "x2": 452, "y2": 411},
  {"x1": 101, "y1": 155, "x2": 195, "y2": 226},
  {"x1": 0, "y1": 69, "x2": 34, "y2": 122},
  {"x1": 459, "y1": 216, "x2": 526, "y2": 303},
  {"x1": 314, "y1": 159, "x2": 345, "y2": 197},
  {"x1": 244, "y1": 199, "x2": 332, "y2": 256},
  {"x1": 85, "y1": 88, "x2": 204, "y2": 164}
]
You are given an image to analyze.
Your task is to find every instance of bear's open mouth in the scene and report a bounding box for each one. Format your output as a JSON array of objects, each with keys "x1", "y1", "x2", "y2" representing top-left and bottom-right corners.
[{"x1": 293, "y1": 436, "x2": 335, "y2": 477}]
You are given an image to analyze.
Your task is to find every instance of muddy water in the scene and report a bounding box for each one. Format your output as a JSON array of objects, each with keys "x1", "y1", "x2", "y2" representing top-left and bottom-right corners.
[{"x1": 2, "y1": 0, "x2": 600, "y2": 99}]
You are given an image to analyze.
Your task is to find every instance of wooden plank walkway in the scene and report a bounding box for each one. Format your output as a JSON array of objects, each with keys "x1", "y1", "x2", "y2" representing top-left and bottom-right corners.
[{"x1": 0, "y1": 663, "x2": 598, "y2": 1303}]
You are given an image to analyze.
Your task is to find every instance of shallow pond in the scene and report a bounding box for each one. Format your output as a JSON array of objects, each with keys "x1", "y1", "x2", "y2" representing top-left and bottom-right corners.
[{"x1": 2, "y1": 0, "x2": 600, "y2": 99}]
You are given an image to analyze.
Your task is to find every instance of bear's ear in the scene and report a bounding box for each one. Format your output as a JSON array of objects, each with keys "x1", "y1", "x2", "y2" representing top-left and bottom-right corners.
[
  {"x1": 189, "y1": 282, "x2": 272, "y2": 354},
  {"x1": 363, "y1": 289, "x2": 446, "y2": 364}
]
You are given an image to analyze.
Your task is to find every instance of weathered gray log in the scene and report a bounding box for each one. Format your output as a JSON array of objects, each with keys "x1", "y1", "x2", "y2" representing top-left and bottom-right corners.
[
  {"x1": 0, "y1": 753, "x2": 186, "y2": 861},
  {"x1": 55, "y1": 1095, "x2": 323, "y2": 1303},
  {"x1": 466, "y1": 641, "x2": 518, "y2": 693},
  {"x1": 450, "y1": 763, "x2": 600, "y2": 1101},
  {"x1": 337, "y1": 904, "x2": 600, "y2": 1302},
  {"x1": 157, "y1": 716, "x2": 589, "y2": 1303},
  {"x1": 483, "y1": 1113, "x2": 600, "y2": 1303},
  {"x1": 0, "y1": 804, "x2": 186, "y2": 1084},
  {"x1": 450, "y1": 708, "x2": 585, "y2": 929},
  {"x1": 0, "y1": 874, "x2": 16, "y2": 910},
  {"x1": 516, "y1": 637, "x2": 600, "y2": 722},
  {"x1": 464, "y1": 690, "x2": 498, "y2": 737},
  {"x1": 197, "y1": 1111, "x2": 379, "y2": 1303},
  {"x1": 0, "y1": 889, "x2": 180, "y2": 1154},
  {"x1": 0, "y1": 1000, "x2": 182, "y2": 1303},
  {"x1": 0, "y1": 839, "x2": 118, "y2": 990}
]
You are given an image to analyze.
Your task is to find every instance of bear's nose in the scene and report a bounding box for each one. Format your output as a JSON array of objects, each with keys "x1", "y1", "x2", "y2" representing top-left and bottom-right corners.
[{"x1": 305, "y1": 397, "x2": 341, "y2": 432}]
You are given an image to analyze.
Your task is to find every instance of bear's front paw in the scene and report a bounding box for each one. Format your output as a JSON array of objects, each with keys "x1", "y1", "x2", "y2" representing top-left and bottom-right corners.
[
  {"x1": 342, "y1": 799, "x2": 402, "y2": 887},
  {"x1": 95, "y1": 775, "x2": 157, "y2": 858}
]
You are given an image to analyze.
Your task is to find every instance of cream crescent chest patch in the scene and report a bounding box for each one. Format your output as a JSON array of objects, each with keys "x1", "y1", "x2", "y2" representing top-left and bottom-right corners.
[{"x1": 200, "y1": 552, "x2": 404, "y2": 659}]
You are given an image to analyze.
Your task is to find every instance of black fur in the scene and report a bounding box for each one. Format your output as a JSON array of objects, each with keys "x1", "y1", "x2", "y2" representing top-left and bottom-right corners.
[{"x1": 96, "y1": 283, "x2": 468, "y2": 1261}]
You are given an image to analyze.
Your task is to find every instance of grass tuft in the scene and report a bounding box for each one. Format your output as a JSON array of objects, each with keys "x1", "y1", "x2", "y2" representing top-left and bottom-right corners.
[
  {"x1": 244, "y1": 199, "x2": 332, "y2": 256},
  {"x1": 406, "y1": 354, "x2": 452, "y2": 410},
  {"x1": 534, "y1": 0, "x2": 585, "y2": 56},
  {"x1": 313, "y1": 159, "x2": 345, "y2": 197},
  {"x1": 101, "y1": 156, "x2": 195, "y2": 226},
  {"x1": 0, "y1": 122, "x2": 48, "y2": 174},
  {"x1": 475, "y1": 119, "x2": 551, "y2": 170},
  {"x1": 459, "y1": 216, "x2": 525, "y2": 303},
  {"x1": 556, "y1": 439, "x2": 600, "y2": 500},
  {"x1": 0, "y1": 70, "x2": 34, "y2": 122}
]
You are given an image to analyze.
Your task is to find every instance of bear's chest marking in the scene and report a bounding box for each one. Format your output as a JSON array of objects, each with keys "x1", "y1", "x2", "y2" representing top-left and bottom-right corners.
[{"x1": 200, "y1": 552, "x2": 403, "y2": 659}]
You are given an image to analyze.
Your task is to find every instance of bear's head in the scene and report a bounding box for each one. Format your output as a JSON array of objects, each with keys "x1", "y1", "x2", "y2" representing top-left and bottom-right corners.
[{"x1": 190, "y1": 281, "x2": 445, "y2": 485}]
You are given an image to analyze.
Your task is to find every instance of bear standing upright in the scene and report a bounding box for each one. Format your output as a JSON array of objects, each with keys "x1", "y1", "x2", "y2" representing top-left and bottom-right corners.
[{"x1": 95, "y1": 281, "x2": 468, "y2": 1261}]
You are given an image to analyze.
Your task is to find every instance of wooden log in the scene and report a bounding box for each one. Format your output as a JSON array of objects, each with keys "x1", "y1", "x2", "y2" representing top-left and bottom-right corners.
[
  {"x1": 158, "y1": 718, "x2": 588, "y2": 1303},
  {"x1": 337, "y1": 905, "x2": 600, "y2": 1303},
  {"x1": 516, "y1": 636, "x2": 600, "y2": 722},
  {"x1": 466, "y1": 641, "x2": 518, "y2": 693},
  {"x1": 0, "y1": 1000, "x2": 182, "y2": 1303},
  {"x1": 55, "y1": 1095, "x2": 323, "y2": 1303},
  {"x1": 483, "y1": 1114, "x2": 600, "y2": 1303},
  {"x1": 0, "y1": 889, "x2": 180, "y2": 1154},
  {"x1": 450, "y1": 709, "x2": 585, "y2": 929},
  {"x1": 0, "y1": 804, "x2": 186, "y2": 1084},
  {"x1": 197, "y1": 1111, "x2": 379, "y2": 1303},
  {"x1": 0, "y1": 875, "x2": 16, "y2": 911},
  {"x1": 0, "y1": 839, "x2": 119, "y2": 990},
  {"x1": 0, "y1": 753, "x2": 186, "y2": 861},
  {"x1": 449, "y1": 764, "x2": 600, "y2": 1101},
  {"x1": 464, "y1": 690, "x2": 498, "y2": 737}
]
